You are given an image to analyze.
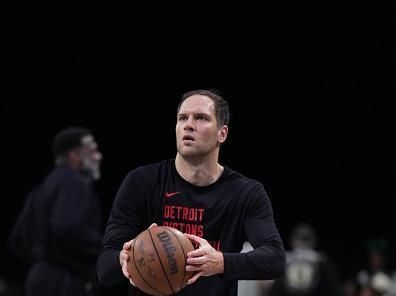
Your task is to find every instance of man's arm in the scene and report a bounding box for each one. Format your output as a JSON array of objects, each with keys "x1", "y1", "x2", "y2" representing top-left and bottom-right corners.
[
  {"x1": 184, "y1": 183, "x2": 285, "y2": 282},
  {"x1": 222, "y1": 184, "x2": 285, "y2": 280},
  {"x1": 97, "y1": 170, "x2": 146, "y2": 286}
]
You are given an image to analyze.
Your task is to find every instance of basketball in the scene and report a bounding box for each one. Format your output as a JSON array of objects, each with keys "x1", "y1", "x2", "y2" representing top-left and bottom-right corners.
[{"x1": 127, "y1": 225, "x2": 195, "y2": 296}]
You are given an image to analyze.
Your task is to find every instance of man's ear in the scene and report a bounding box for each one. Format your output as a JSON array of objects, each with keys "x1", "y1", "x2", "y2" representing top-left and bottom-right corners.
[
  {"x1": 218, "y1": 125, "x2": 228, "y2": 144},
  {"x1": 68, "y1": 149, "x2": 81, "y2": 166}
]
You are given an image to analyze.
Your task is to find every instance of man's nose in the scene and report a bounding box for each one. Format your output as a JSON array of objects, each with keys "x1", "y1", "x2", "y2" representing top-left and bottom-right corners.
[
  {"x1": 184, "y1": 116, "x2": 194, "y2": 130},
  {"x1": 95, "y1": 151, "x2": 103, "y2": 161}
]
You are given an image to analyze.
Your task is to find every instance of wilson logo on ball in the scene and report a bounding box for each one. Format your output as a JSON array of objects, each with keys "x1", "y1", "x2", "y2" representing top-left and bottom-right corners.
[{"x1": 157, "y1": 230, "x2": 178, "y2": 274}]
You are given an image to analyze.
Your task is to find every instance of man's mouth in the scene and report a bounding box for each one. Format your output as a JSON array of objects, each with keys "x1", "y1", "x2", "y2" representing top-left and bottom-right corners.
[{"x1": 182, "y1": 135, "x2": 195, "y2": 141}]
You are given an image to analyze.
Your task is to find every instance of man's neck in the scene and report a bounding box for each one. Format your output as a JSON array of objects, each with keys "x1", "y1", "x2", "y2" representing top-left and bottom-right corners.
[{"x1": 175, "y1": 153, "x2": 224, "y2": 186}]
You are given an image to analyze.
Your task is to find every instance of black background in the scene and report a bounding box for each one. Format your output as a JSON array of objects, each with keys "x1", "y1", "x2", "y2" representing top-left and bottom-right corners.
[{"x1": 2, "y1": 6, "x2": 395, "y2": 290}]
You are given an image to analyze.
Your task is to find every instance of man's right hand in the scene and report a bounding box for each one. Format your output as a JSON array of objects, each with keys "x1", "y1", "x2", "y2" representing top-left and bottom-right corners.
[
  {"x1": 120, "y1": 239, "x2": 135, "y2": 286},
  {"x1": 119, "y1": 223, "x2": 158, "y2": 286}
]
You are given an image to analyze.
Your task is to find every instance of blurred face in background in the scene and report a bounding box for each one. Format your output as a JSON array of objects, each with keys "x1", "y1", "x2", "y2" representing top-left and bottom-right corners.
[
  {"x1": 77, "y1": 135, "x2": 102, "y2": 180},
  {"x1": 369, "y1": 251, "x2": 385, "y2": 271}
]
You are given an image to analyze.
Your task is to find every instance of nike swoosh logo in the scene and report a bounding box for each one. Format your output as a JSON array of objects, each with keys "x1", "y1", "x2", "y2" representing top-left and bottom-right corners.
[{"x1": 165, "y1": 191, "x2": 181, "y2": 198}]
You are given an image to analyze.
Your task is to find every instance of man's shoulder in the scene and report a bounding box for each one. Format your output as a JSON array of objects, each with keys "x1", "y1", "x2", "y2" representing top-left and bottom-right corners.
[
  {"x1": 124, "y1": 159, "x2": 174, "y2": 180},
  {"x1": 45, "y1": 166, "x2": 85, "y2": 186},
  {"x1": 224, "y1": 166, "x2": 264, "y2": 188},
  {"x1": 129, "y1": 159, "x2": 172, "y2": 172},
  {"x1": 221, "y1": 167, "x2": 270, "y2": 203}
]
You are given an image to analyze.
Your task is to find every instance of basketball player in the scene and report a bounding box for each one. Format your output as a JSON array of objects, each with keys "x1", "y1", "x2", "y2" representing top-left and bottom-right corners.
[
  {"x1": 268, "y1": 223, "x2": 343, "y2": 296},
  {"x1": 97, "y1": 89, "x2": 286, "y2": 295}
]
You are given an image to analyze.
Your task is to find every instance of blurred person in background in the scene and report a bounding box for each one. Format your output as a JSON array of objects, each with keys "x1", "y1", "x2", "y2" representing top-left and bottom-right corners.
[
  {"x1": 268, "y1": 222, "x2": 343, "y2": 296},
  {"x1": 356, "y1": 239, "x2": 394, "y2": 296},
  {"x1": 9, "y1": 127, "x2": 103, "y2": 296}
]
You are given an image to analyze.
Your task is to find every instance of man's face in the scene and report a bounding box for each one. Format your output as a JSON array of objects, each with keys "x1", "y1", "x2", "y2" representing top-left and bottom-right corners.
[
  {"x1": 78, "y1": 135, "x2": 102, "y2": 180},
  {"x1": 176, "y1": 95, "x2": 227, "y2": 158}
]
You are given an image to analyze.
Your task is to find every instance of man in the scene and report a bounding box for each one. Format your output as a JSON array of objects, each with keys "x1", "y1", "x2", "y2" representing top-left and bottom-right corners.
[
  {"x1": 97, "y1": 89, "x2": 285, "y2": 295},
  {"x1": 268, "y1": 223, "x2": 343, "y2": 296},
  {"x1": 356, "y1": 240, "x2": 393, "y2": 295},
  {"x1": 9, "y1": 127, "x2": 103, "y2": 296}
]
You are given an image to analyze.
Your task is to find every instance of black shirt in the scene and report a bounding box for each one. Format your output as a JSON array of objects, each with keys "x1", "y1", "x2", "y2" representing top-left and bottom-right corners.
[{"x1": 97, "y1": 159, "x2": 285, "y2": 295}]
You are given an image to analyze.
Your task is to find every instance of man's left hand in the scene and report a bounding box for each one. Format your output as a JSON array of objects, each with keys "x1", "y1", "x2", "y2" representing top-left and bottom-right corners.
[{"x1": 184, "y1": 233, "x2": 224, "y2": 285}]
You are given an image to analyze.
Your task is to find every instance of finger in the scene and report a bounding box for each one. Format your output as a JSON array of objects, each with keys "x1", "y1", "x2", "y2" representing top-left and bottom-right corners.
[
  {"x1": 123, "y1": 239, "x2": 133, "y2": 250},
  {"x1": 187, "y1": 271, "x2": 203, "y2": 285},
  {"x1": 119, "y1": 249, "x2": 130, "y2": 267},
  {"x1": 187, "y1": 247, "x2": 208, "y2": 258},
  {"x1": 148, "y1": 223, "x2": 158, "y2": 229},
  {"x1": 186, "y1": 264, "x2": 204, "y2": 272},
  {"x1": 121, "y1": 251, "x2": 130, "y2": 261},
  {"x1": 187, "y1": 256, "x2": 207, "y2": 265},
  {"x1": 122, "y1": 262, "x2": 130, "y2": 278},
  {"x1": 184, "y1": 233, "x2": 207, "y2": 245}
]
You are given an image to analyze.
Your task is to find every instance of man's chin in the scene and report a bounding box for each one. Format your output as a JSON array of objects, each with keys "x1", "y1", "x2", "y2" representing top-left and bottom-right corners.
[
  {"x1": 179, "y1": 148, "x2": 197, "y2": 157},
  {"x1": 82, "y1": 168, "x2": 101, "y2": 181}
]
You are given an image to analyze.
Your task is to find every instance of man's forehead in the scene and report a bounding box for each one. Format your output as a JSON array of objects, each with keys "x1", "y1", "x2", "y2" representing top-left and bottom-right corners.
[{"x1": 179, "y1": 95, "x2": 214, "y2": 113}]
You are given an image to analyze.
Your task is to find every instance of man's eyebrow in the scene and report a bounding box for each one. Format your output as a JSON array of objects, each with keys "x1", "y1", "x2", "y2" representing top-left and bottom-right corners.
[{"x1": 178, "y1": 112, "x2": 210, "y2": 116}]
